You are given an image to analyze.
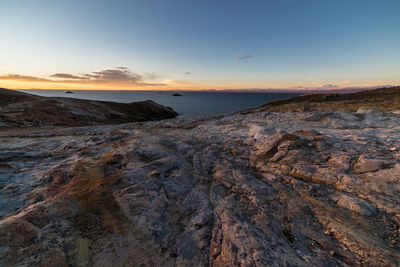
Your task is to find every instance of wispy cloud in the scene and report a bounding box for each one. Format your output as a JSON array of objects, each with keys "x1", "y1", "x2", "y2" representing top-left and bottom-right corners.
[
  {"x1": 0, "y1": 67, "x2": 164, "y2": 87},
  {"x1": 321, "y1": 84, "x2": 339, "y2": 89},
  {"x1": 50, "y1": 73, "x2": 88, "y2": 79},
  {"x1": 0, "y1": 74, "x2": 52, "y2": 82},
  {"x1": 234, "y1": 54, "x2": 253, "y2": 60},
  {"x1": 144, "y1": 72, "x2": 160, "y2": 80},
  {"x1": 90, "y1": 67, "x2": 143, "y2": 84},
  {"x1": 295, "y1": 84, "x2": 340, "y2": 90},
  {"x1": 340, "y1": 80, "x2": 351, "y2": 84},
  {"x1": 51, "y1": 67, "x2": 142, "y2": 83}
]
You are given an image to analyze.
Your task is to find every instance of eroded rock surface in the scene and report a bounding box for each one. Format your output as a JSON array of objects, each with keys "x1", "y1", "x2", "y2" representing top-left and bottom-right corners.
[{"x1": 0, "y1": 109, "x2": 399, "y2": 266}]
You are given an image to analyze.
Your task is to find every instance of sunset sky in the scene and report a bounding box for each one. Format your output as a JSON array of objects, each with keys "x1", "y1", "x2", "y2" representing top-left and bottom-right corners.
[{"x1": 1, "y1": 0, "x2": 399, "y2": 90}]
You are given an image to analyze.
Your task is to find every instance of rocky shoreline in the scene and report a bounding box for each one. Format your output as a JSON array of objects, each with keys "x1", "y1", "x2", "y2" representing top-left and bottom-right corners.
[{"x1": 0, "y1": 88, "x2": 399, "y2": 266}]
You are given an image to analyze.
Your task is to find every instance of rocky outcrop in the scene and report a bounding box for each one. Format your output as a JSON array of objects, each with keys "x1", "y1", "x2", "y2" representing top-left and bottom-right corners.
[
  {"x1": 0, "y1": 108, "x2": 399, "y2": 266},
  {"x1": 0, "y1": 88, "x2": 178, "y2": 127},
  {"x1": 244, "y1": 86, "x2": 400, "y2": 113}
]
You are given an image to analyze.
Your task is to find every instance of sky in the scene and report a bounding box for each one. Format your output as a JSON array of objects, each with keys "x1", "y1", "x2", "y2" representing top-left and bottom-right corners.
[{"x1": 0, "y1": 0, "x2": 399, "y2": 90}]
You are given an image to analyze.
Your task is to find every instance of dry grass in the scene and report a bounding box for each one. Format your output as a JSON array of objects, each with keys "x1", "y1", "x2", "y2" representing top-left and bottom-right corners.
[{"x1": 60, "y1": 151, "x2": 128, "y2": 237}]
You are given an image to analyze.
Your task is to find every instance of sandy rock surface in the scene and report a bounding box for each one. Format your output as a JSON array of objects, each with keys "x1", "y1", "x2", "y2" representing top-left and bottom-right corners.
[{"x1": 0, "y1": 109, "x2": 399, "y2": 266}]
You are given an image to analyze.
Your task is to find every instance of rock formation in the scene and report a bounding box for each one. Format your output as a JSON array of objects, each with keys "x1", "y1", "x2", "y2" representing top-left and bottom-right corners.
[
  {"x1": 0, "y1": 105, "x2": 399, "y2": 266},
  {"x1": 0, "y1": 88, "x2": 178, "y2": 128},
  {"x1": 244, "y1": 86, "x2": 400, "y2": 113}
]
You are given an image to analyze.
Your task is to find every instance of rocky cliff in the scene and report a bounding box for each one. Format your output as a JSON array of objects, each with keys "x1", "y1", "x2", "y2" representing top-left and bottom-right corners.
[
  {"x1": 0, "y1": 88, "x2": 178, "y2": 127},
  {"x1": 0, "y1": 103, "x2": 399, "y2": 265}
]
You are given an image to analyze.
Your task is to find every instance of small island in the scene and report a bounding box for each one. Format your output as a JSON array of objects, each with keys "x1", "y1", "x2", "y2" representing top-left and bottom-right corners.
[
  {"x1": 65, "y1": 90, "x2": 74, "y2": 94},
  {"x1": 172, "y1": 93, "x2": 183, "y2": 96}
]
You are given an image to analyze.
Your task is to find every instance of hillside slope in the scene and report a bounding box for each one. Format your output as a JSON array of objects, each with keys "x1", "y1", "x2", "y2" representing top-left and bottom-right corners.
[
  {"x1": 244, "y1": 86, "x2": 400, "y2": 113},
  {"x1": 0, "y1": 88, "x2": 178, "y2": 127}
]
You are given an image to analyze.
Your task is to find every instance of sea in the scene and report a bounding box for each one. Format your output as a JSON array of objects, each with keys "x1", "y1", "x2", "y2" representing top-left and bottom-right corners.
[{"x1": 20, "y1": 90, "x2": 302, "y2": 118}]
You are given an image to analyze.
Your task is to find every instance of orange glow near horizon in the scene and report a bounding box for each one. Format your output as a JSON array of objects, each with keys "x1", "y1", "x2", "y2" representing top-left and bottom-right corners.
[
  {"x1": 0, "y1": 80, "x2": 296, "y2": 91},
  {"x1": 1, "y1": 78, "x2": 399, "y2": 91},
  {"x1": 0, "y1": 79, "x2": 266, "y2": 91},
  {"x1": 0, "y1": 80, "x2": 203, "y2": 91}
]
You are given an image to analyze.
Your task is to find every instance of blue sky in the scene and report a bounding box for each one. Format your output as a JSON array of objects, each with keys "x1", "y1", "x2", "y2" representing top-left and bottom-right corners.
[{"x1": 0, "y1": 0, "x2": 399, "y2": 90}]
